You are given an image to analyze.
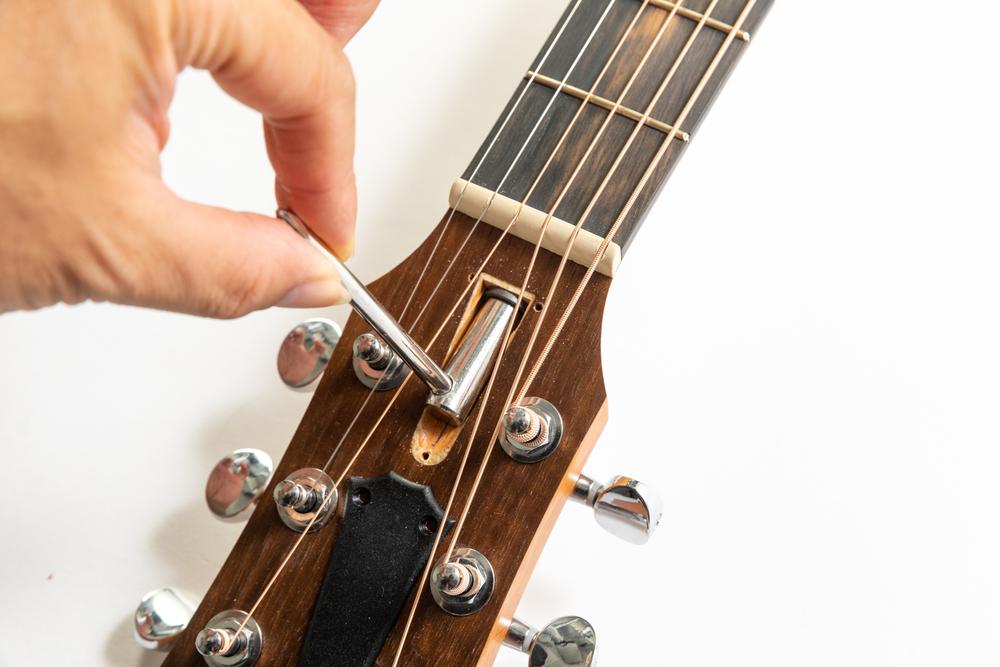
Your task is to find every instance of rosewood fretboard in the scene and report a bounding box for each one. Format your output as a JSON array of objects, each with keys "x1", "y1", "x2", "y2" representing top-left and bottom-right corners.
[{"x1": 462, "y1": 0, "x2": 773, "y2": 257}]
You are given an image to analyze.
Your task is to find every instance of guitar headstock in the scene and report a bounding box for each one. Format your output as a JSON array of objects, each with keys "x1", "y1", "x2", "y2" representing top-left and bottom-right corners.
[
  {"x1": 140, "y1": 212, "x2": 630, "y2": 666},
  {"x1": 132, "y1": 0, "x2": 772, "y2": 663}
]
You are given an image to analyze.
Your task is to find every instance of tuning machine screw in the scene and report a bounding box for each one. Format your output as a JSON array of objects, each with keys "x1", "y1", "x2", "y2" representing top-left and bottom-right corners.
[
  {"x1": 499, "y1": 397, "x2": 563, "y2": 463},
  {"x1": 206, "y1": 449, "x2": 274, "y2": 522},
  {"x1": 571, "y1": 473, "x2": 663, "y2": 545},
  {"x1": 194, "y1": 610, "x2": 263, "y2": 667},
  {"x1": 351, "y1": 332, "x2": 410, "y2": 390},
  {"x1": 133, "y1": 587, "x2": 197, "y2": 651},
  {"x1": 277, "y1": 318, "x2": 342, "y2": 390},
  {"x1": 429, "y1": 547, "x2": 495, "y2": 616},
  {"x1": 503, "y1": 615, "x2": 597, "y2": 667},
  {"x1": 273, "y1": 467, "x2": 338, "y2": 532}
]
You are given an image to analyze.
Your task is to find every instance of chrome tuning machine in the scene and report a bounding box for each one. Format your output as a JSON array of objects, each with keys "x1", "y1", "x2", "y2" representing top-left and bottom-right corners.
[
  {"x1": 133, "y1": 587, "x2": 197, "y2": 651},
  {"x1": 570, "y1": 473, "x2": 663, "y2": 545},
  {"x1": 277, "y1": 318, "x2": 342, "y2": 390},
  {"x1": 205, "y1": 449, "x2": 274, "y2": 522},
  {"x1": 503, "y1": 615, "x2": 597, "y2": 667}
]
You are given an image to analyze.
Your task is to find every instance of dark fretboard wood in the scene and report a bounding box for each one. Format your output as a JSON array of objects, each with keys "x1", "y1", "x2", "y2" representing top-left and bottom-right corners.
[{"x1": 462, "y1": 0, "x2": 773, "y2": 256}]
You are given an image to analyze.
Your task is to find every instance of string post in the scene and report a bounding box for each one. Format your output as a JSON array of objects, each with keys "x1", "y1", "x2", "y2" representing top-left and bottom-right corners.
[
  {"x1": 429, "y1": 547, "x2": 495, "y2": 617},
  {"x1": 193, "y1": 610, "x2": 262, "y2": 666},
  {"x1": 354, "y1": 333, "x2": 391, "y2": 369},
  {"x1": 273, "y1": 480, "x2": 320, "y2": 514},
  {"x1": 351, "y1": 331, "x2": 411, "y2": 391},
  {"x1": 499, "y1": 397, "x2": 563, "y2": 464},
  {"x1": 273, "y1": 468, "x2": 338, "y2": 533}
]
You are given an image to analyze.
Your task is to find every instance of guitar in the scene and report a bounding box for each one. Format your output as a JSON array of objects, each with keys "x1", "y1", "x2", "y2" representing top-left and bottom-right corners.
[{"x1": 134, "y1": 1, "x2": 773, "y2": 665}]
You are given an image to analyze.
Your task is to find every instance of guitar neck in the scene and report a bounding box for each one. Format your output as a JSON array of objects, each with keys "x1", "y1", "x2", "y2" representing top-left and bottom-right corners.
[{"x1": 457, "y1": 0, "x2": 773, "y2": 268}]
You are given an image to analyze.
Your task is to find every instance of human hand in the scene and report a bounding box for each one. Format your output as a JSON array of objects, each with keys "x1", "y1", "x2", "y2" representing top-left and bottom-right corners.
[{"x1": 0, "y1": 0, "x2": 378, "y2": 318}]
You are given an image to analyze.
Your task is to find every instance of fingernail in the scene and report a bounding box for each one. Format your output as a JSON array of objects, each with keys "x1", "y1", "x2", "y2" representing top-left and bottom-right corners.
[{"x1": 277, "y1": 278, "x2": 349, "y2": 308}]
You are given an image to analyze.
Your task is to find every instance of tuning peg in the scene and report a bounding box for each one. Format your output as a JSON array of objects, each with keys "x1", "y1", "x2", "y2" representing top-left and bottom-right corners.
[
  {"x1": 503, "y1": 616, "x2": 597, "y2": 667},
  {"x1": 133, "y1": 587, "x2": 197, "y2": 651},
  {"x1": 205, "y1": 448, "x2": 274, "y2": 522},
  {"x1": 570, "y1": 473, "x2": 663, "y2": 545},
  {"x1": 277, "y1": 318, "x2": 342, "y2": 390}
]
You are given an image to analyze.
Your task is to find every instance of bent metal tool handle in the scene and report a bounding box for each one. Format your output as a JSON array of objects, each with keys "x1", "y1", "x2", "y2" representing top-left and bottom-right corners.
[{"x1": 277, "y1": 209, "x2": 452, "y2": 394}]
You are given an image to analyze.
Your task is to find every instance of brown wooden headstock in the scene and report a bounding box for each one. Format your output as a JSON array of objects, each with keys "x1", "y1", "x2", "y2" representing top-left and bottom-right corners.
[{"x1": 162, "y1": 211, "x2": 612, "y2": 667}]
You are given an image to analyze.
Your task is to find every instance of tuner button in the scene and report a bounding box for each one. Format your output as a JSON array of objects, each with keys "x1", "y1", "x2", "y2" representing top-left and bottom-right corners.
[
  {"x1": 133, "y1": 587, "x2": 197, "y2": 651},
  {"x1": 277, "y1": 318, "x2": 342, "y2": 390},
  {"x1": 206, "y1": 449, "x2": 274, "y2": 522},
  {"x1": 504, "y1": 616, "x2": 597, "y2": 667},
  {"x1": 571, "y1": 473, "x2": 663, "y2": 545}
]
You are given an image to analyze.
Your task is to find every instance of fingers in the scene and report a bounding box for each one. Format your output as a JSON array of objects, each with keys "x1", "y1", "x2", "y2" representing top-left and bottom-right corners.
[
  {"x1": 99, "y1": 183, "x2": 347, "y2": 318},
  {"x1": 299, "y1": 0, "x2": 381, "y2": 44},
  {"x1": 171, "y1": 0, "x2": 356, "y2": 257}
]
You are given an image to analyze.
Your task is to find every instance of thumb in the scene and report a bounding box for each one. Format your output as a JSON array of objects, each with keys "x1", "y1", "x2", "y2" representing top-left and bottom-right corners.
[{"x1": 108, "y1": 189, "x2": 347, "y2": 318}]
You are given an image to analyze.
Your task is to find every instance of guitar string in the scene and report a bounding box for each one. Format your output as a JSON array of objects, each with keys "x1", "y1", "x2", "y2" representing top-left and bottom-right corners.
[
  {"x1": 326, "y1": 0, "x2": 618, "y2": 488},
  {"x1": 228, "y1": 0, "x2": 618, "y2": 637},
  {"x1": 517, "y1": 0, "x2": 758, "y2": 405},
  {"x1": 394, "y1": 0, "x2": 756, "y2": 660},
  {"x1": 441, "y1": 0, "x2": 711, "y2": 565},
  {"x1": 311, "y1": 0, "x2": 588, "y2": 476},
  {"x1": 426, "y1": 18, "x2": 761, "y2": 660},
  {"x1": 388, "y1": 2, "x2": 665, "y2": 663},
  {"x1": 318, "y1": 0, "x2": 594, "y2": 474},
  {"x1": 396, "y1": 0, "x2": 588, "y2": 323}
]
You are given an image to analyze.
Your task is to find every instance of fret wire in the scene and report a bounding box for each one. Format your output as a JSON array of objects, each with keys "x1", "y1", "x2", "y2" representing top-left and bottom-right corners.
[
  {"x1": 399, "y1": 1, "x2": 590, "y2": 324},
  {"x1": 526, "y1": 69, "x2": 691, "y2": 142},
  {"x1": 428, "y1": 0, "x2": 695, "y2": 627},
  {"x1": 648, "y1": 0, "x2": 751, "y2": 41},
  {"x1": 519, "y1": 0, "x2": 760, "y2": 404},
  {"x1": 405, "y1": 0, "x2": 618, "y2": 332}
]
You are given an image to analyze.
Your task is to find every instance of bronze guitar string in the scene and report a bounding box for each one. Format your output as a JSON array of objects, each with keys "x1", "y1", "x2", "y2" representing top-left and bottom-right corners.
[
  {"x1": 392, "y1": 0, "x2": 758, "y2": 661},
  {"x1": 388, "y1": 3, "x2": 674, "y2": 660},
  {"x1": 520, "y1": 0, "x2": 759, "y2": 401},
  {"x1": 437, "y1": 0, "x2": 710, "y2": 571},
  {"x1": 388, "y1": 0, "x2": 731, "y2": 658},
  {"x1": 436, "y1": 0, "x2": 758, "y2": 605}
]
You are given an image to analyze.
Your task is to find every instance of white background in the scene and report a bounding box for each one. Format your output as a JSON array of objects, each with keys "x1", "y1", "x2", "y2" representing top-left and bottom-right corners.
[{"x1": 2, "y1": 1, "x2": 999, "y2": 666}]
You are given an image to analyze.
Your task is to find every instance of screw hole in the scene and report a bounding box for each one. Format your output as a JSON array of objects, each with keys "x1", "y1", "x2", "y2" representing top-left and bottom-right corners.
[
  {"x1": 419, "y1": 516, "x2": 438, "y2": 536},
  {"x1": 467, "y1": 273, "x2": 476, "y2": 282},
  {"x1": 422, "y1": 452, "x2": 430, "y2": 461},
  {"x1": 352, "y1": 487, "x2": 371, "y2": 506},
  {"x1": 533, "y1": 301, "x2": 544, "y2": 312}
]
